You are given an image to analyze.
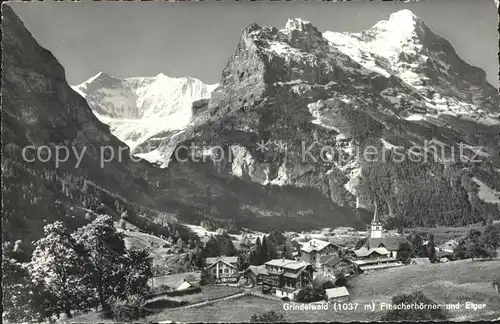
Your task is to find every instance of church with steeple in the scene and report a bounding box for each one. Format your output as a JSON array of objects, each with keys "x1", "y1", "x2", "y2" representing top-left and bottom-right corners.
[
  {"x1": 370, "y1": 204, "x2": 383, "y2": 239},
  {"x1": 361, "y1": 202, "x2": 409, "y2": 258}
]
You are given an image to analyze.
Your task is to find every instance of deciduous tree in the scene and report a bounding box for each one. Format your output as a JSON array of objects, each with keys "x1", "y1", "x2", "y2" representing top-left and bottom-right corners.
[
  {"x1": 30, "y1": 222, "x2": 94, "y2": 318},
  {"x1": 396, "y1": 241, "x2": 413, "y2": 265},
  {"x1": 73, "y1": 215, "x2": 127, "y2": 311}
]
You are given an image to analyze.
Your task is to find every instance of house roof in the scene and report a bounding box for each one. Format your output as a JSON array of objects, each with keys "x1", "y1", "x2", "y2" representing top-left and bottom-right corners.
[
  {"x1": 282, "y1": 272, "x2": 301, "y2": 279},
  {"x1": 265, "y1": 259, "x2": 310, "y2": 270},
  {"x1": 352, "y1": 257, "x2": 397, "y2": 266},
  {"x1": 325, "y1": 287, "x2": 350, "y2": 299},
  {"x1": 245, "y1": 265, "x2": 268, "y2": 276},
  {"x1": 364, "y1": 237, "x2": 409, "y2": 251},
  {"x1": 301, "y1": 239, "x2": 337, "y2": 253},
  {"x1": 206, "y1": 256, "x2": 238, "y2": 269},
  {"x1": 353, "y1": 247, "x2": 390, "y2": 258},
  {"x1": 321, "y1": 255, "x2": 343, "y2": 267}
]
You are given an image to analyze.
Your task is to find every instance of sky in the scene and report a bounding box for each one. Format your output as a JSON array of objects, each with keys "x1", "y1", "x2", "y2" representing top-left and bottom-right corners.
[{"x1": 8, "y1": 0, "x2": 499, "y2": 87}]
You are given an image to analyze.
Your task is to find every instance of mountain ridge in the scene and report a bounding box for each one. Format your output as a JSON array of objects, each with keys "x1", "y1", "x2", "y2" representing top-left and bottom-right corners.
[{"x1": 154, "y1": 11, "x2": 500, "y2": 228}]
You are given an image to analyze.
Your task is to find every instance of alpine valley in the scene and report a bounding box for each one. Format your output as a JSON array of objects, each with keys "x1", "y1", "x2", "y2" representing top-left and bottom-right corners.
[{"x1": 2, "y1": 6, "x2": 499, "y2": 247}]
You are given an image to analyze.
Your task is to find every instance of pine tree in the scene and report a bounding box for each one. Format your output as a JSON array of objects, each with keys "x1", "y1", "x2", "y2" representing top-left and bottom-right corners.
[
  {"x1": 260, "y1": 236, "x2": 269, "y2": 263},
  {"x1": 426, "y1": 233, "x2": 437, "y2": 263},
  {"x1": 222, "y1": 239, "x2": 236, "y2": 257},
  {"x1": 282, "y1": 239, "x2": 294, "y2": 259}
]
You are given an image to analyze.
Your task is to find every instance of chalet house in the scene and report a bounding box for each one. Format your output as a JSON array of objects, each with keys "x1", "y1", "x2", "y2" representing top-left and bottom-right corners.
[
  {"x1": 205, "y1": 256, "x2": 239, "y2": 284},
  {"x1": 261, "y1": 259, "x2": 314, "y2": 300},
  {"x1": 437, "y1": 240, "x2": 458, "y2": 254},
  {"x1": 325, "y1": 286, "x2": 350, "y2": 303},
  {"x1": 243, "y1": 265, "x2": 268, "y2": 287},
  {"x1": 321, "y1": 255, "x2": 353, "y2": 279},
  {"x1": 301, "y1": 239, "x2": 340, "y2": 269}
]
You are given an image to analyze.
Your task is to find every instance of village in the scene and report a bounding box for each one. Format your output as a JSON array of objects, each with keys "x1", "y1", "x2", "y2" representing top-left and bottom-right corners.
[{"x1": 134, "y1": 210, "x2": 500, "y2": 322}]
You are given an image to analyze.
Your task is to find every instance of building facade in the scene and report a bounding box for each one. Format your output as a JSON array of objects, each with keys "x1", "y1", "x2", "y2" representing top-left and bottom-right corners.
[
  {"x1": 325, "y1": 287, "x2": 350, "y2": 303},
  {"x1": 243, "y1": 265, "x2": 268, "y2": 287},
  {"x1": 301, "y1": 239, "x2": 340, "y2": 269},
  {"x1": 321, "y1": 255, "x2": 353, "y2": 279},
  {"x1": 261, "y1": 259, "x2": 314, "y2": 300},
  {"x1": 205, "y1": 256, "x2": 239, "y2": 284},
  {"x1": 351, "y1": 257, "x2": 403, "y2": 274}
]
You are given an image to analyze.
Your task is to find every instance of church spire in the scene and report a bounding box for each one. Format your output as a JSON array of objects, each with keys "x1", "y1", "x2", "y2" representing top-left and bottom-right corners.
[
  {"x1": 370, "y1": 200, "x2": 383, "y2": 238},
  {"x1": 371, "y1": 200, "x2": 381, "y2": 225}
]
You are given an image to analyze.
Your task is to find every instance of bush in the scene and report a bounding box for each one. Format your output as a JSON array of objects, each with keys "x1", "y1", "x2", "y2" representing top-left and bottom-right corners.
[
  {"x1": 250, "y1": 310, "x2": 285, "y2": 322},
  {"x1": 111, "y1": 296, "x2": 148, "y2": 321},
  {"x1": 281, "y1": 297, "x2": 290, "y2": 302},
  {"x1": 335, "y1": 273, "x2": 348, "y2": 287},
  {"x1": 322, "y1": 280, "x2": 336, "y2": 289},
  {"x1": 493, "y1": 278, "x2": 500, "y2": 295},
  {"x1": 295, "y1": 286, "x2": 325, "y2": 303},
  {"x1": 149, "y1": 284, "x2": 171, "y2": 295},
  {"x1": 144, "y1": 299, "x2": 188, "y2": 309},
  {"x1": 147, "y1": 286, "x2": 201, "y2": 298},
  {"x1": 164, "y1": 286, "x2": 201, "y2": 297}
]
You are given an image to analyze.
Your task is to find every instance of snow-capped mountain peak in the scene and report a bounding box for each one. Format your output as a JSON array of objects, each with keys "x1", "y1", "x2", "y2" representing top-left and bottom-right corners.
[
  {"x1": 284, "y1": 17, "x2": 312, "y2": 31},
  {"x1": 388, "y1": 9, "x2": 420, "y2": 26},
  {"x1": 358, "y1": 9, "x2": 430, "y2": 62},
  {"x1": 72, "y1": 72, "x2": 218, "y2": 150},
  {"x1": 87, "y1": 70, "x2": 108, "y2": 83},
  {"x1": 323, "y1": 9, "x2": 497, "y2": 114}
]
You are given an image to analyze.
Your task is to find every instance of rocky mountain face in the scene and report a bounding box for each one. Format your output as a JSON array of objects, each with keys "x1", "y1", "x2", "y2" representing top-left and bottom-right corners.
[
  {"x1": 1, "y1": 5, "x2": 165, "y2": 244},
  {"x1": 153, "y1": 11, "x2": 500, "y2": 227},
  {"x1": 72, "y1": 72, "x2": 217, "y2": 151}
]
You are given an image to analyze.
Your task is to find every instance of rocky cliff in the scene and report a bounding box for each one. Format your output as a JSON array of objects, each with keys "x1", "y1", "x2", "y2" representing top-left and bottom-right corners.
[{"x1": 155, "y1": 12, "x2": 500, "y2": 227}]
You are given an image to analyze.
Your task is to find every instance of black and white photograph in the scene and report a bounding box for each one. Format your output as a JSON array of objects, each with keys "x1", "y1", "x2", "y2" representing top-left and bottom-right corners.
[{"x1": 2, "y1": 0, "x2": 500, "y2": 322}]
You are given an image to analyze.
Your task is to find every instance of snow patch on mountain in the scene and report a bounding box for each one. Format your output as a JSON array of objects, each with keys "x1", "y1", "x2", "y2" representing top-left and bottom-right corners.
[
  {"x1": 134, "y1": 149, "x2": 166, "y2": 167},
  {"x1": 323, "y1": 9, "x2": 430, "y2": 89}
]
